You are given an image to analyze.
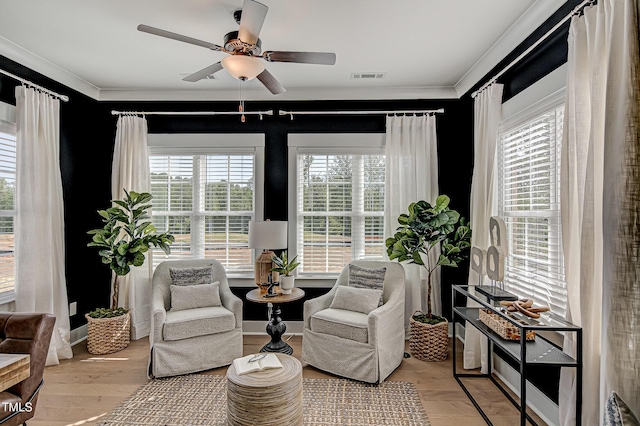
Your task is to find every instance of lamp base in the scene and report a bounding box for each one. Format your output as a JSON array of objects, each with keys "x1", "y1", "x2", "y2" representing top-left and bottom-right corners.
[{"x1": 254, "y1": 250, "x2": 279, "y2": 287}]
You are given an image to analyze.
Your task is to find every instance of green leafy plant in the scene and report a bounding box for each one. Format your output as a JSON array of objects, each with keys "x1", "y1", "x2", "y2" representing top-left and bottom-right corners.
[
  {"x1": 270, "y1": 250, "x2": 300, "y2": 276},
  {"x1": 86, "y1": 307, "x2": 129, "y2": 319},
  {"x1": 386, "y1": 195, "x2": 471, "y2": 323},
  {"x1": 87, "y1": 190, "x2": 175, "y2": 316}
]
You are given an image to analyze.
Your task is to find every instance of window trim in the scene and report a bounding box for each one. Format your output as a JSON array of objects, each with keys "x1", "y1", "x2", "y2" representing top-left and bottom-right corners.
[
  {"x1": 498, "y1": 89, "x2": 565, "y2": 135},
  {"x1": 496, "y1": 90, "x2": 566, "y2": 317},
  {"x1": 287, "y1": 133, "x2": 385, "y2": 277},
  {"x1": 147, "y1": 133, "x2": 265, "y2": 277},
  {"x1": 0, "y1": 118, "x2": 16, "y2": 304}
]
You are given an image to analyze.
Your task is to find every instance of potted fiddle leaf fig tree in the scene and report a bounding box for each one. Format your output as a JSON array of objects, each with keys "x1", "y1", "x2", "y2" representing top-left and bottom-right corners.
[
  {"x1": 271, "y1": 250, "x2": 300, "y2": 294},
  {"x1": 86, "y1": 190, "x2": 174, "y2": 354},
  {"x1": 386, "y1": 194, "x2": 471, "y2": 361}
]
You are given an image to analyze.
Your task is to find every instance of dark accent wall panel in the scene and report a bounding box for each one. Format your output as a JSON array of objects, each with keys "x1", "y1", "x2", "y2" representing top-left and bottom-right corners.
[
  {"x1": 98, "y1": 98, "x2": 474, "y2": 322},
  {"x1": 2, "y1": 62, "x2": 475, "y2": 328},
  {"x1": 0, "y1": 55, "x2": 113, "y2": 330}
]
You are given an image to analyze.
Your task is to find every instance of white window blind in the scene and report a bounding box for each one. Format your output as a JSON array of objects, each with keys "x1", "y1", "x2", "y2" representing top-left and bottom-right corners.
[
  {"x1": 497, "y1": 105, "x2": 566, "y2": 317},
  {"x1": 296, "y1": 153, "x2": 385, "y2": 274},
  {"x1": 0, "y1": 124, "x2": 16, "y2": 296},
  {"x1": 149, "y1": 153, "x2": 255, "y2": 273}
]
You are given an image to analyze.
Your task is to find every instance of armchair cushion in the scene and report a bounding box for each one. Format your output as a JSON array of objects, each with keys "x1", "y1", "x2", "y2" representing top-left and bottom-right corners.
[
  {"x1": 329, "y1": 285, "x2": 382, "y2": 315},
  {"x1": 169, "y1": 265, "x2": 213, "y2": 286},
  {"x1": 310, "y1": 308, "x2": 369, "y2": 344},
  {"x1": 163, "y1": 306, "x2": 235, "y2": 341},
  {"x1": 348, "y1": 264, "x2": 386, "y2": 306},
  {"x1": 170, "y1": 281, "x2": 221, "y2": 311}
]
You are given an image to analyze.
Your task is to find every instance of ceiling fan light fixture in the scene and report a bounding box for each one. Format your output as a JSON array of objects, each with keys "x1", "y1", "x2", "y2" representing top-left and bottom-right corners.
[{"x1": 221, "y1": 55, "x2": 264, "y2": 80}]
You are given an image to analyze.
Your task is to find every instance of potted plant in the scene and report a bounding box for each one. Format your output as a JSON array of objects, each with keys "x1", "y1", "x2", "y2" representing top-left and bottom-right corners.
[
  {"x1": 86, "y1": 190, "x2": 174, "y2": 354},
  {"x1": 386, "y1": 194, "x2": 471, "y2": 361},
  {"x1": 271, "y1": 250, "x2": 300, "y2": 294}
]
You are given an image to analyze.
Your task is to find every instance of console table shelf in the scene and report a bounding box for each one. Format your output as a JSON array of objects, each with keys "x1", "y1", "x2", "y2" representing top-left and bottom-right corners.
[{"x1": 452, "y1": 285, "x2": 582, "y2": 426}]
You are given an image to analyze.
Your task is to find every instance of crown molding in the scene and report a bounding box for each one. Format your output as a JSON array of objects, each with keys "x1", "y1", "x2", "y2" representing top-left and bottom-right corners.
[
  {"x1": 97, "y1": 86, "x2": 459, "y2": 102},
  {"x1": 0, "y1": 36, "x2": 101, "y2": 100},
  {"x1": 1, "y1": 0, "x2": 562, "y2": 103},
  {"x1": 454, "y1": 0, "x2": 566, "y2": 98}
]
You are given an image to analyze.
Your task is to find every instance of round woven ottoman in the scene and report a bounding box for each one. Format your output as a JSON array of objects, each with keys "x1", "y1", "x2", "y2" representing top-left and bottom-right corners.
[{"x1": 226, "y1": 353, "x2": 303, "y2": 426}]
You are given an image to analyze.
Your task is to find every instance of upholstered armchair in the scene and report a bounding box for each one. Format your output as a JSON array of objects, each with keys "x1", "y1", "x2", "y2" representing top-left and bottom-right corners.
[
  {"x1": 0, "y1": 312, "x2": 55, "y2": 426},
  {"x1": 148, "y1": 259, "x2": 243, "y2": 378},
  {"x1": 302, "y1": 260, "x2": 405, "y2": 383}
]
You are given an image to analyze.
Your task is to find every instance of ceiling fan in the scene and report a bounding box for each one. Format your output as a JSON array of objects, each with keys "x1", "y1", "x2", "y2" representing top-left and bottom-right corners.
[{"x1": 137, "y1": 0, "x2": 337, "y2": 95}]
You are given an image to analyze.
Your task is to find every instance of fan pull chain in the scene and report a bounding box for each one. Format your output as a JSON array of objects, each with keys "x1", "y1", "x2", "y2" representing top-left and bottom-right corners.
[{"x1": 239, "y1": 79, "x2": 246, "y2": 123}]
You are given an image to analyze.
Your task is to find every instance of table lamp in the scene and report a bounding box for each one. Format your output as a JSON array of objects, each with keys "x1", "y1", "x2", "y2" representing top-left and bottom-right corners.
[{"x1": 248, "y1": 220, "x2": 288, "y2": 287}]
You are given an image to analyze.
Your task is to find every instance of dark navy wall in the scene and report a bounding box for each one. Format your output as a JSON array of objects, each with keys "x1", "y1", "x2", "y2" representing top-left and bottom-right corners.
[
  {"x1": 97, "y1": 97, "x2": 474, "y2": 323},
  {"x1": 0, "y1": 61, "x2": 473, "y2": 328}
]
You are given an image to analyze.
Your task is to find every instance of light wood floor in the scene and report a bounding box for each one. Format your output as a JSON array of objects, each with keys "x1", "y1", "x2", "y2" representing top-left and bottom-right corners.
[{"x1": 30, "y1": 335, "x2": 546, "y2": 426}]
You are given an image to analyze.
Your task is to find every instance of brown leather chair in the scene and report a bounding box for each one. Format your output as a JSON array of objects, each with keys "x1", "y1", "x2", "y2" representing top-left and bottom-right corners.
[{"x1": 0, "y1": 313, "x2": 55, "y2": 426}]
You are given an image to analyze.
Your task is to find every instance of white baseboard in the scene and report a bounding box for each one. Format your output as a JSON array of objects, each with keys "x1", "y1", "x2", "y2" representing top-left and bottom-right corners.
[
  {"x1": 493, "y1": 356, "x2": 559, "y2": 426},
  {"x1": 70, "y1": 324, "x2": 87, "y2": 346},
  {"x1": 455, "y1": 325, "x2": 558, "y2": 425}
]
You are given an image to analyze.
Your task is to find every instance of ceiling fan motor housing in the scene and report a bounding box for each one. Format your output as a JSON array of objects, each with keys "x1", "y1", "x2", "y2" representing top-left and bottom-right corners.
[{"x1": 224, "y1": 31, "x2": 262, "y2": 55}]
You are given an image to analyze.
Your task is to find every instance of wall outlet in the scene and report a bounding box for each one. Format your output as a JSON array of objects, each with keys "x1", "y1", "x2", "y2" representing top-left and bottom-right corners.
[{"x1": 69, "y1": 301, "x2": 77, "y2": 316}]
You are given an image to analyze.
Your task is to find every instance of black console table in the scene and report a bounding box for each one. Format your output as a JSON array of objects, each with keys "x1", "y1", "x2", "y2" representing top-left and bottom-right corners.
[{"x1": 452, "y1": 285, "x2": 582, "y2": 426}]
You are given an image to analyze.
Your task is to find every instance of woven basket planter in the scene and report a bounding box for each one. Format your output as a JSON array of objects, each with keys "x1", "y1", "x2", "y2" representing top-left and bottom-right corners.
[
  {"x1": 409, "y1": 311, "x2": 448, "y2": 362},
  {"x1": 85, "y1": 311, "x2": 131, "y2": 355}
]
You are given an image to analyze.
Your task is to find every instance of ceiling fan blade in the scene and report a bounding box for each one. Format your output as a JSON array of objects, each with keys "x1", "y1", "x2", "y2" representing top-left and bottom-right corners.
[
  {"x1": 256, "y1": 69, "x2": 286, "y2": 95},
  {"x1": 238, "y1": 0, "x2": 268, "y2": 45},
  {"x1": 182, "y1": 62, "x2": 224, "y2": 82},
  {"x1": 137, "y1": 24, "x2": 224, "y2": 52},
  {"x1": 263, "y1": 51, "x2": 336, "y2": 65}
]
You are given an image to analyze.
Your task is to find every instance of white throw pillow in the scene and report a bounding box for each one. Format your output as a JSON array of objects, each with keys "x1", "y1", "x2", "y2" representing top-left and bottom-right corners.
[
  {"x1": 170, "y1": 281, "x2": 221, "y2": 311},
  {"x1": 329, "y1": 285, "x2": 383, "y2": 315}
]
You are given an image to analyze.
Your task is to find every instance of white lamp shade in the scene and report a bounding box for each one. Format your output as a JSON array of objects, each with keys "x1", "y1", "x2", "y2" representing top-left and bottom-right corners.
[
  {"x1": 221, "y1": 55, "x2": 265, "y2": 80},
  {"x1": 248, "y1": 221, "x2": 288, "y2": 250}
]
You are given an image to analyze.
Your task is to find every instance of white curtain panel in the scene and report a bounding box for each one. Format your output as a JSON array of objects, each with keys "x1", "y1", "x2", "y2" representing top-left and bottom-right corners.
[
  {"x1": 14, "y1": 86, "x2": 73, "y2": 366},
  {"x1": 560, "y1": 1, "x2": 640, "y2": 424},
  {"x1": 463, "y1": 83, "x2": 503, "y2": 373},
  {"x1": 111, "y1": 115, "x2": 151, "y2": 340},
  {"x1": 384, "y1": 114, "x2": 440, "y2": 336}
]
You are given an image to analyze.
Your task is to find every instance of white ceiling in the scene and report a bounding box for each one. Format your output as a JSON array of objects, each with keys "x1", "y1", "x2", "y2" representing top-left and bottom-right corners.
[{"x1": 0, "y1": 0, "x2": 565, "y2": 101}]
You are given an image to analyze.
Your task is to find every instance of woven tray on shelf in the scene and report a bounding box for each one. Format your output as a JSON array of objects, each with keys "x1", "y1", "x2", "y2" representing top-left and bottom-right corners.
[
  {"x1": 85, "y1": 311, "x2": 131, "y2": 355},
  {"x1": 479, "y1": 309, "x2": 536, "y2": 341}
]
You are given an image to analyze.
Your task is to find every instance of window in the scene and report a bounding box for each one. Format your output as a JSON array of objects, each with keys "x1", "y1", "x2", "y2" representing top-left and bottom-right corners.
[
  {"x1": 0, "y1": 121, "x2": 16, "y2": 299},
  {"x1": 148, "y1": 134, "x2": 264, "y2": 275},
  {"x1": 497, "y1": 103, "x2": 566, "y2": 317},
  {"x1": 289, "y1": 134, "x2": 385, "y2": 275}
]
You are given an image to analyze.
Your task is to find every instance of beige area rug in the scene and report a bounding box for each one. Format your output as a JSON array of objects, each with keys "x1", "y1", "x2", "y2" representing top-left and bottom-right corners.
[{"x1": 97, "y1": 374, "x2": 430, "y2": 426}]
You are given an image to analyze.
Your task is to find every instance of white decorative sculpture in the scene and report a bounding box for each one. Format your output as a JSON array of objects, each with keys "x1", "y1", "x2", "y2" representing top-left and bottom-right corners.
[
  {"x1": 470, "y1": 246, "x2": 486, "y2": 286},
  {"x1": 487, "y1": 216, "x2": 507, "y2": 289},
  {"x1": 472, "y1": 216, "x2": 508, "y2": 290}
]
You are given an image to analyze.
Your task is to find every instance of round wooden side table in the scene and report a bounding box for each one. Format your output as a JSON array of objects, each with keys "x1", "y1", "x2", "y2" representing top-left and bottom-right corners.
[
  {"x1": 246, "y1": 287, "x2": 305, "y2": 354},
  {"x1": 226, "y1": 353, "x2": 303, "y2": 426}
]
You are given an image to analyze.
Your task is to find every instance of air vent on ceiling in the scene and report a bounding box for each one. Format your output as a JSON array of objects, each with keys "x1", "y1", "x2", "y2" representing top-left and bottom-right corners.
[{"x1": 351, "y1": 72, "x2": 385, "y2": 80}]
